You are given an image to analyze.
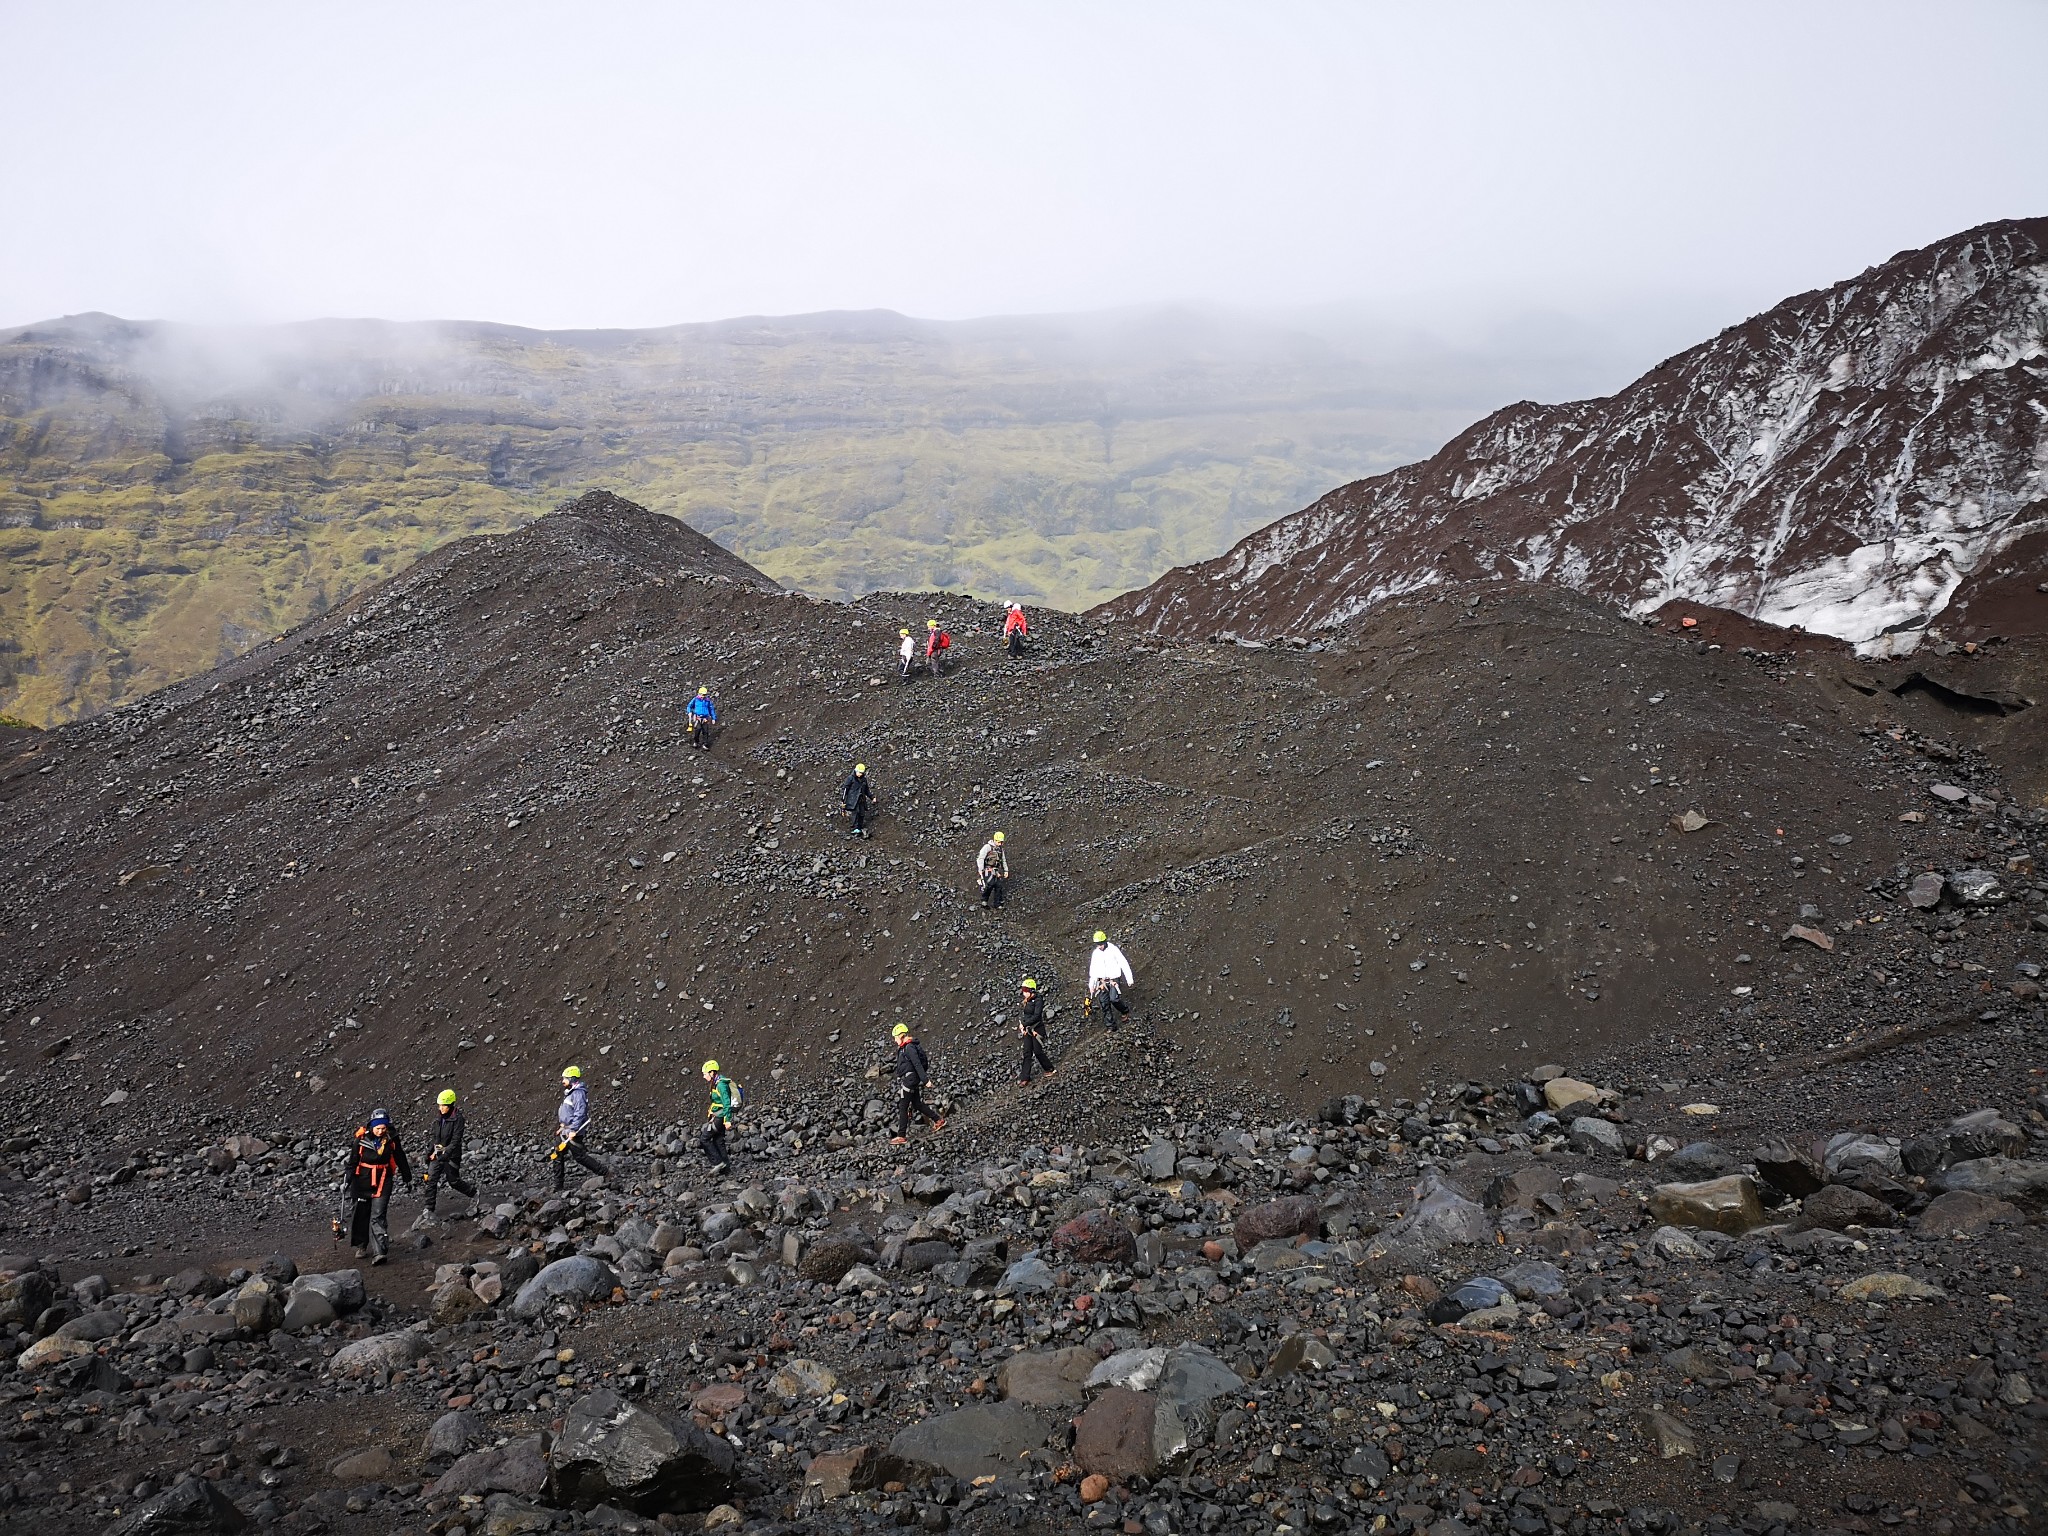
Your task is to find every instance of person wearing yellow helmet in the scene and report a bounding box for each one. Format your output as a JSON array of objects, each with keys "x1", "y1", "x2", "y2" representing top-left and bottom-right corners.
[
  {"x1": 1017, "y1": 976, "x2": 1055, "y2": 1085},
  {"x1": 417, "y1": 1086, "x2": 478, "y2": 1225},
  {"x1": 841, "y1": 761, "x2": 875, "y2": 839},
  {"x1": 699, "y1": 1059, "x2": 741, "y2": 1172},
  {"x1": 1087, "y1": 930, "x2": 1135, "y2": 1027},
  {"x1": 923, "y1": 617, "x2": 953, "y2": 677},
  {"x1": 976, "y1": 830, "x2": 1010, "y2": 910},
  {"x1": 888, "y1": 1023, "x2": 944, "y2": 1144},
  {"x1": 898, "y1": 627, "x2": 917, "y2": 682},
  {"x1": 686, "y1": 684, "x2": 718, "y2": 750},
  {"x1": 550, "y1": 1064, "x2": 610, "y2": 1190}
]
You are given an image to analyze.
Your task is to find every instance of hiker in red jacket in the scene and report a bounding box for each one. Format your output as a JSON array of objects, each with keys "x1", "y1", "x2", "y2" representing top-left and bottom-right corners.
[
  {"x1": 1004, "y1": 602, "x2": 1029, "y2": 659},
  {"x1": 924, "y1": 619, "x2": 952, "y2": 677}
]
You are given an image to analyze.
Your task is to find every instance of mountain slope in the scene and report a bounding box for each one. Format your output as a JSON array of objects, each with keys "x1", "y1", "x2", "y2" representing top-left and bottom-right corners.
[
  {"x1": 1101, "y1": 218, "x2": 2048, "y2": 650},
  {"x1": 4, "y1": 492, "x2": 2043, "y2": 1132}
]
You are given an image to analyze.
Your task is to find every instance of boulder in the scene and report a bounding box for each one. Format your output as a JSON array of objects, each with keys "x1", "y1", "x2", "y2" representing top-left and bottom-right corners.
[
  {"x1": 1638, "y1": 1410, "x2": 1697, "y2": 1459},
  {"x1": 1751, "y1": 1141, "x2": 1825, "y2": 1198},
  {"x1": 1906, "y1": 871, "x2": 1946, "y2": 908},
  {"x1": 1823, "y1": 1133, "x2": 1903, "y2": 1181},
  {"x1": 1647, "y1": 1175, "x2": 1767, "y2": 1235},
  {"x1": 0, "y1": 1269, "x2": 53, "y2": 1328},
  {"x1": 430, "y1": 1436, "x2": 549, "y2": 1499},
  {"x1": 1943, "y1": 1109, "x2": 2029, "y2": 1163},
  {"x1": 1136, "y1": 1141, "x2": 1179, "y2": 1180},
  {"x1": 499, "y1": 1250, "x2": 542, "y2": 1292},
  {"x1": 888, "y1": 1401, "x2": 1050, "y2": 1481},
  {"x1": 16, "y1": 1333, "x2": 93, "y2": 1372},
  {"x1": 798, "y1": 1234, "x2": 873, "y2": 1285},
  {"x1": 898, "y1": 1240, "x2": 957, "y2": 1274},
  {"x1": 1917, "y1": 1190, "x2": 2023, "y2": 1237},
  {"x1": 549, "y1": 1389, "x2": 737, "y2": 1513},
  {"x1": 1793, "y1": 1184, "x2": 1896, "y2": 1232},
  {"x1": 1049, "y1": 1209, "x2": 1136, "y2": 1265},
  {"x1": 1930, "y1": 1158, "x2": 2048, "y2": 1201},
  {"x1": 1485, "y1": 1165, "x2": 1564, "y2": 1210},
  {"x1": 1264, "y1": 1335, "x2": 1338, "y2": 1375},
  {"x1": 1372, "y1": 1172, "x2": 1491, "y2": 1251},
  {"x1": 767, "y1": 1358, "x2": 838, "y2": 1402},
  {"x1": 1084, "y1": 1343, "x2": 1243, "y2": 1415},
  {"x1": 104, "y1": 1477, "x2": 248, "y2": 1535},
  {"x1": 1654, "y1": 1142, "x2": 1733, "y2": 1181},
  {"x1": 1568, "y1": 1117, "x2": 1626, "y2": 1156},
  {"x1": 425, "y1": 1408, "x2": 487, "y2": 1460},
  {"x1": 54, "y1": 1307, "x2": 125, "y2": 1343},
  {"x1": 510, "y1": 1255, "x2": 619, "y2": 1320},
  {"x1": 329, "y1": 1446, "x2": 395, "y2": 1481},
  {"x1": 997, "y1": 1346, "x2": 1099, "y2": 1408},
  {"x1": 1837, "y1": 1272, "x2": 1946, "y2": 1302},
  {"x1": 996, "y1": 1253, "x2": 1054, "y2": 1295},
  {"x1": 231, "y1": 1280, "x2": 283, "y2": 1334},
  {"x1": 281, "y1": 1289, "x2": 338, "y2": 1333},
  {"x1": 1073, "y1": 1388, "x2": 1186, "y2": 1480},
  {"x1": 292, "y1": 1268, "x2": 365, "y2": 1311},
  {"x1": 803, "y1": 1445, "x2": 891, "y2": 1501},
  {"x1": 1543, "y1": 1077, "x2": 1602, "y2": 1112},
  {"x1": 432, "y1": 1280, "x2": 488, "y2": 1326},
  {"x1": 329, "y1": 1329, "x2": 429, "y2": 1380},
  {"x1": 1948, "y1": 868, "x2": 2006, "y2": 906},
  {"x1": 1233, "y1": 1195, "x2": 1320, "y2": 1247}
]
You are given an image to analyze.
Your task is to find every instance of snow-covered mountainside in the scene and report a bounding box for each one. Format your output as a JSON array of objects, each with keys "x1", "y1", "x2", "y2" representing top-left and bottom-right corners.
[{"x1": 1101, "y1": 217, "x2": 2048, "y2": 653}]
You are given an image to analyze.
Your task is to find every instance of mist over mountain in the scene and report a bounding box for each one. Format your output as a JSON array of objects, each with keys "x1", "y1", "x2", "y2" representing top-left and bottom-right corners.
[{"x1": 0, "y1": 297, "x2": 1696, "y2": 726}]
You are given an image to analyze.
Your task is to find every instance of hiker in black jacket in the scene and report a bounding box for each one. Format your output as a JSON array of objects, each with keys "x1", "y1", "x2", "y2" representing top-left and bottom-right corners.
[
  {"x1": 842, "y1": 763, "x2": 874, "y2": 838},
  {"x1": 1017, "y1": 977, "x2": 1055, "y2": 1084},
  {"x1": 418, "y1": 1088, "x2": 477, "y2": 1223},
  {"x1": 888, "y1": 1022, "x2": 945, "y2": 1143}
]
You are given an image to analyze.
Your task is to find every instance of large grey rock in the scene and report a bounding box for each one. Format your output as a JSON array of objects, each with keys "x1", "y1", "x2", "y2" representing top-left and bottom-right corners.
[
  {"x1": 329, "y1": 1329, "x2": 429, "y2": 1379},
  {"x1": 1372, "y1": 1172, "x2": 1491, "y2": 1251},
  {"x1": 510, "y1": 1255, "x2": 620, "y2": 1320},
  {"x1": 1085, "y1": 1343, "x2": 1244, "y2": 1416},
  {"x1": 1752, "y1": 1141, "x2": 1825, "y2": 1198},
  {"x1": 231, "y1": 1279, "x2": 283, "y2": 1334},
  {"x1": 1947, "y1": 868, "x2": 2007, "y2": 906},
  {"x1": 430, "y1": 1436, "x2": 549, "y2": 1499},
  {"x1": 1918, "y1": 1190, "x2": 2023, "y2": 1236},
  {"x1": 1823, "y1": 1134, "x2": 1902, "y2": 1180},
  {"x1": 1647, "y1": 1176, "x2": 1767, "y2": 1234},
  {"x1": 104, "y1": 1477, "x2": 248, "y2": 1534},
  {"x1": 1568, "y1": 1116, "x2": 1626, "y2": 1156},
  {"x1": 888, "y1": 1402, "x2": 1050, "y2": 1480},
  {"x1": 425, "y1": 1408, "x2": 487, "y2": 1460},
  {"x1": 1931, "y1": 1158, "x2": 2048, "y2": 1201},
  {"x1": 291, "y1": 1268, "x2": 364, "y2": 1311},
  {"x1": 997, "y1": 1347, "x2": 1099, "y2": 1408},
  {"x1": 0, "y1": 1270, "x2": 53, "y2": 1328},
  {"x1": 1793, "y1": 1184, "x2": 1896, "y2": 1231},
  {"x1": 54, "y1": 1307, "x2": 125, "y2": 1343},
  {"x1": 1906, "y1": 871, "x2": 1946, "y2": 909},
  {"x1": 281, "y1": 1289, "x2": 337, "y2": 1333},
  {"x1": 1655, "y1": 1142, "x2": 1733, "y2": 1181},
  {"x1": 549, "y1": 1389, "x2": 737, "y2": 1513},
  {"x1": 1136, "y1": 1141, "x2": 1178, "y2": 1180},
  {"x1": 996, "y1": 1253, "x2": 1054, "y2": 1295},
  {"x1": 1943, "y1": 1109, "x2": 2029, "y2": 1163}
]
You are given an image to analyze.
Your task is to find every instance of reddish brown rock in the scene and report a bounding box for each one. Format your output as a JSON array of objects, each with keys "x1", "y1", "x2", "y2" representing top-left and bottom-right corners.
[
  {"x1": 1049, "y1": 1209, "x2": 1136, "y2": 1265},
  {"x1": 1233, "y1": 1195, "x2": 1320, "y2": 1247}
]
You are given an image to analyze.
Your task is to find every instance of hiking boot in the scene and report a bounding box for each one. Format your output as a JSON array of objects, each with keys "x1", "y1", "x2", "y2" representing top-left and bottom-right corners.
[
  {"x1": 889, "y1": 1136, "x2": 908, "y2": 1146},
  {"x1": 931, "y1": 1118, "x2": 947, "y2": 1131}
]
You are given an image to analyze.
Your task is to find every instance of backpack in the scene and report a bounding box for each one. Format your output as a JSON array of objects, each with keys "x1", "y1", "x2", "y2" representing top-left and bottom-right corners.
[
  {"x1": 728, "y1": 1077, "x2": 744, "y2": 1110},
  {"x1": 936, "y1": 631, "x2": 951, "y2": 651}
]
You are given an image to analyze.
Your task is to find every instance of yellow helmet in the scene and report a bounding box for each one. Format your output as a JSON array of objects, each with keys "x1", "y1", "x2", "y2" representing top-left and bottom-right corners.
[
  {"x1": 1021, "y1": 977, "x2": 1038, "y2": 991},
  {"x1": 562, "y1": 1064, "x2": 582, "y2": 1079},
  {"x1": 855, "y1": 762, "x2": 867, "y2": 774},
  {"x1": 891, "y1": 1022, "x2": 911, "y2": 1040},
  {"x1": 701, "y1": 1059, "x2": 720, "y2": 1075},
  {"x1": 992, "y1": 831, "x2": 1004, "y2": 843},
  {"x1": 698, "y1": 686, "x2": 709, "y2": 696},
  {"x1": 1092, "y1": 930, "x2": 1108, "y2": 944},
  {"x1": 437, "y1": 1089, "x2": 457, "y2": 1108},
  {"x1": 900, "y1": 628, "x2": 910, "y2": 638},
  {"x1": 927, "y1": 619, "x2": 938, "y2": 629}
]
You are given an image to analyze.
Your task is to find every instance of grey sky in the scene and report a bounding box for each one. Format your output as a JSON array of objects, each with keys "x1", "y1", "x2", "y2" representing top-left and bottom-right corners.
[{"x1": 6, "y1": 1, "x2": 2045, "y2": 331}]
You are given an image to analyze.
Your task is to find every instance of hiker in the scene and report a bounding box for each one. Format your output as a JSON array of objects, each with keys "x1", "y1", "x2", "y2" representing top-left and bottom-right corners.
[
  {"x1": 333, "y1": 1108, "x2": 413, "y2": 1264},
  {"x1": 1017, "y1": 976, "x2": 1055, "y2": 1084},
  {"x1": 417, "y1": 1088, "x2": 476, "y2": 1225},
  {"x1": 898, "y1": 628, "x2": 917, "y2": 682},
  {"x1": 976, "y1": 830, "x2": 1009, "y2": 909},
  {"x1": 686, "y1": 686, "x2": 718, "y2": 750},
  {"x1": 549, "y1": 1065, "x2": 610, "y2": 1189},
  {"x1": 842, "y1": 762, "x2": 874, "y2": 838},
  {"x1": 924, "y1": 618, "x2": 951, "y2": 677},
  {"x1": 889, "y1": 1022, "x2": 945, "y2": 1143},
  {"x1": 698, "y1": 1059, "x2": 739, "y2": 1172},
  {"x1": 1004, "y1": 602, "x2": 1029, "y2": 659},
  {"x1": 1087, "y1": 929, "x2": 1135, "y2": 1026}
]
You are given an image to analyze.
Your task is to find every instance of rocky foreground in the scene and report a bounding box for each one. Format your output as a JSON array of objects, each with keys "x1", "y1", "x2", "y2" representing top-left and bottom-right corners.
[{"x1": 4, "y1": 1046, "x2": 2047, "y2": 1536}]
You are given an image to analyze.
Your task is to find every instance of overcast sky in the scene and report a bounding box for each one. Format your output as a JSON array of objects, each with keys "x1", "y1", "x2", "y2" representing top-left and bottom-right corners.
[{"x1": 6, "y1": 1, "x2": 2046, "y2": 332}]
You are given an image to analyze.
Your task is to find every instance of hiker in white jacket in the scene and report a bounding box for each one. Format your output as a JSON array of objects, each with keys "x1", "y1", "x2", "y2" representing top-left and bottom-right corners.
[
  {"x1": 1086, "y1": 929, "x2": 1134, "y2": 1026},
  {"x1": 897, "y1": 628, "x2": 917, "y2": 682}
]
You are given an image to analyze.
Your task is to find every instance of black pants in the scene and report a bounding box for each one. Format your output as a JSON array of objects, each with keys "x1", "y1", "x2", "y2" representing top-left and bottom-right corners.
[
  {"x1": 980, "y1": 874, "x2": 1005, "y2": 908},
  {"x1": 550, "y1": 1134, "x2": 609, "y2": 1189},
  {"x1": 698, "y1": 1119, "x2": 730, "y2": 1170},
  {"x1": 1093, "y1": 984, "x2": 1131, "y2": 1026},
  {"x1": 689, "y1": 717, "x2": 712, "y2": 750},
  {"x1": 423, "y1": 1154, "x2": 475, "y2": 1211},
  {"x1": 896, "y1": 1083, "x2": 940, "y2": 1136},
  {"x1": 849, "y1": 800, "x2": 870, "y2": 835},
  {"x1": 339, "y1": 1184, "x2": 393, "y2": 1260},
  {"x1": 1020, "y1": 1030, "x2": 1053, "y2": 1082},
  {"x1": 1007, "y1": 632, "x2": 1025, "y2": 659}
]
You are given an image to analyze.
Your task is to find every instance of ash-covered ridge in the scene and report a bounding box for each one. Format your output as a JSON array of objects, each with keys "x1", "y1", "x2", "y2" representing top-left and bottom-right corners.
[{"x1": 1102, "y1": 217, "x2": 2048, "y2": 653}]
